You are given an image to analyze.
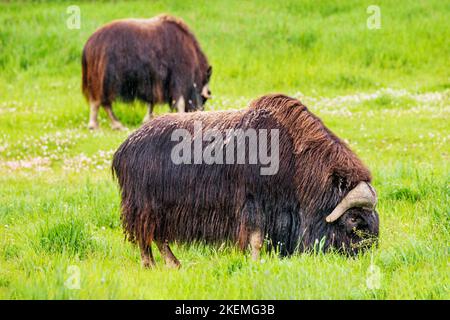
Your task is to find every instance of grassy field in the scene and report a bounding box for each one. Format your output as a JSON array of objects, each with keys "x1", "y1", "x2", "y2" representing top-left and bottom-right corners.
[{"x1": 0, "y1": 0, "x2": 449, "y2": 299}]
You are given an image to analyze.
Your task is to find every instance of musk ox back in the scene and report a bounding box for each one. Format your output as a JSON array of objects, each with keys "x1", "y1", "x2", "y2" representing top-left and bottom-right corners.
[
  {"x1": 82, "y1": 15, "x2": 212, "y2": 130},
  {"x1": 112, "y1": 94, "x2": 379, "y2": 268}
]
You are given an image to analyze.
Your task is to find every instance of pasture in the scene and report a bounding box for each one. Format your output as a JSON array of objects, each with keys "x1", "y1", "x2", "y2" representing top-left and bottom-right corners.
[{"x1": 0, "y1": 0, "x2": 449, "y2": 299}]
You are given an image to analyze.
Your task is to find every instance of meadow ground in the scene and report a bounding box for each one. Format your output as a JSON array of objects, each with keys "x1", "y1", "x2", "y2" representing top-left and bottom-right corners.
[{"x1": 0, "y1": 0, "x2": 449, "y2": 299}]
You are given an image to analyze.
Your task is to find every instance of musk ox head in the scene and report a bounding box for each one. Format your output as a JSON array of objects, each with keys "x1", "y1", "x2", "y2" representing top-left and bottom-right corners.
[
  {"x1": 325, "y1": 182, "x2": 379, "y2": 255},
  {"x1": 188, "y1": 66, "x2": 212, "y2": 111}
]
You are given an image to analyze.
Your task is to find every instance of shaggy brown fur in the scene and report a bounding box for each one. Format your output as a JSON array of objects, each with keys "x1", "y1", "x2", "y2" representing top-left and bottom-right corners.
[
  {"x1": 82, "y1": 14, "x2": 212, "y2": 129},
  {"x1": 112, "y1": 94, "x2": 379, "y2": 266}
]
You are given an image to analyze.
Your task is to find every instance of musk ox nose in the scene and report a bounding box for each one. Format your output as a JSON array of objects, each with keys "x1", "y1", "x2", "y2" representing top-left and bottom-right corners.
[
  {"x1": 349, "y1": 226, "x2": 379, "y2": 253},
  {"x1": 350, "y1": 235, "x2": 379, "y2": 254}
]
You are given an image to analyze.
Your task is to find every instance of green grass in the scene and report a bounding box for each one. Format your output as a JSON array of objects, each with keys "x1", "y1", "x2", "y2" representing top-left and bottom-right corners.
[{"x1": 0, "y1": 0, "x2": 449, "y2": 299}]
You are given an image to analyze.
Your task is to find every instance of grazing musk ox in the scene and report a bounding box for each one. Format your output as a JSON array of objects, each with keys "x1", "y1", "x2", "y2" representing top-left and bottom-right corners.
[
  {"x1": 112, "y1": 94, "x2": 379, "y2": 268},
  {"x1": 82, "y1": 15, "x2": 212, "y2": 130}
]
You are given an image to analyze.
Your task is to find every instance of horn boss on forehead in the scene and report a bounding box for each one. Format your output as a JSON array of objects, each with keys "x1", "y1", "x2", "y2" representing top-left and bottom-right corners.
[{"x1": 325, "y1": 182, "x2": 377, "y2": 223}]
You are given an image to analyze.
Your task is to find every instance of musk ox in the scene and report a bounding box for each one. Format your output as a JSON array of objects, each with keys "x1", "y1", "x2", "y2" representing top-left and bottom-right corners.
[
  {"x1": 112, "y1": 94, "x2": 379, "y2": 268},
  {"x1": 82, "y1": 15, "x2": 212, "y2": 130}
]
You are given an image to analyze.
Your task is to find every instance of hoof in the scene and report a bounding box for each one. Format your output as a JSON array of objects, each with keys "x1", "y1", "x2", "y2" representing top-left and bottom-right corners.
[
  {"x1": 88, "y1": 123, "x2": 99, "y2": 130},
  {"x1": 143, "y1": 115, "x2": 154, "y2": 123},
  {"x1": 111, "y1": 123, "x2": 126, "y2": 131},
  {"x1": 168, "y1": 263, "x2": 181, "y2": 269},
  {"x1": 142, "y1": 262, "x2": 155, "y2": 269},
  {"x1": 166, "y1": 260, "x2": 181, "y2": 269},
  {"x1": 141, "y1": 257, "x2": 156, "y2": 269}
]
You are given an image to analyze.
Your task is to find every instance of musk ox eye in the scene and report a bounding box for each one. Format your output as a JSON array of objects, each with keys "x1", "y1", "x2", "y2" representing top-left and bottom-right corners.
[{"x1": 341, "y1": 212, "x2": 368, "y2": 235}]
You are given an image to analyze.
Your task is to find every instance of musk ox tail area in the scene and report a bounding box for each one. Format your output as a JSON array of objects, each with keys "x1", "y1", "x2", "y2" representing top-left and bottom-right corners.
[{"x1": 112, "y1": 139, "x2": 143, "y2": 246}]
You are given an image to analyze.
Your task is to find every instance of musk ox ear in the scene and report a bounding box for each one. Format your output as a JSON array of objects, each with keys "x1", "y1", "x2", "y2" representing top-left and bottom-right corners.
[{"x1": 331, "y1": 173, "x2": 349, "y2": 194}]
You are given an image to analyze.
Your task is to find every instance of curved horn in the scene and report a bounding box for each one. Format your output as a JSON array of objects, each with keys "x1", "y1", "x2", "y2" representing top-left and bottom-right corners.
[
  {"x1": 201, "y1": 84, "x2": 211, "y2": 99},
  {"x1": 325, "y1": 182, "x2": 377, "y2": 223}
]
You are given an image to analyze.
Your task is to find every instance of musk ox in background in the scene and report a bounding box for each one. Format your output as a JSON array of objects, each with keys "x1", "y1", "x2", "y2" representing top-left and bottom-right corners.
[
  {"x1": 112, "y1": 94, "x2": 379, "y2": 268},
  {"x1": 82, "y1": 14, "x2": 212, "y2": 130}
]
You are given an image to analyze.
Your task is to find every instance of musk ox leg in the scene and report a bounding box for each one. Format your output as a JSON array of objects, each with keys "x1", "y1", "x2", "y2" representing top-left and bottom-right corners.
[
  {"x1": 143, "y1": 104, "x2": 154, "y2": 123},
  {"x1": 156, "y1": 240, "x2": 181, "y2": 268},
  {"x1": 103, "y1": 104, "x2": 126, "y2": 131},
  {"x1": 140, "y1": 244, "x2": 156, "y2": 269},
  {"x1": 174, "y1": 96, "x2": 185, "y2": 113},
  {"x1": 249, "y1": 230, "x2": 264, "y2": 261},
  {"x1": 239, "y1": 196, "x2": 264, "y2": 261},
  {"x1": 88, "y1": 101, "x2": 100, "y2": 130}
]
